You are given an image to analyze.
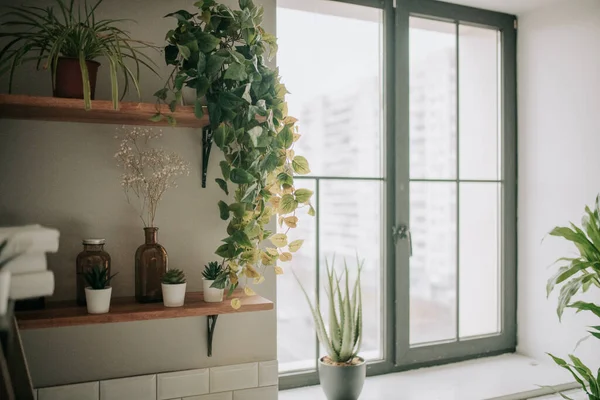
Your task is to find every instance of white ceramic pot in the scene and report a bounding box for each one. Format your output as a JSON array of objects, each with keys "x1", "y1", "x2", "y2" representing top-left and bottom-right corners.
[
  {"x1": 161, "y1": 282, "x2": 187, "y2": 307},
  {"x1": 85, "y1": 286, "x2": 112, "y2": 314},
  {"x1": 203, "y1": 278, "x2": 224, "y2": 303},
  {"x1": 0, "y1": 271, "x2": 11, "y2": 315}
]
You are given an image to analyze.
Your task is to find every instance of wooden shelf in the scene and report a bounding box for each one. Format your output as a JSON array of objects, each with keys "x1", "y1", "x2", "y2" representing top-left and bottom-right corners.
[
  {"x1": 15, "y1": 291, "x2": 273, "y2": 330},
  {"x1": 0, "y1": 94, "x2": 209, "y2": 128}
]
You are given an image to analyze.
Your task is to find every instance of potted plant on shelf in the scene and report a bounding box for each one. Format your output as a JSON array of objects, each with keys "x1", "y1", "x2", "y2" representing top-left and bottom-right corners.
[
  {"x1": 83, "y1": 265, "x2": 118, "y2": 314},
  {"x1": 546, "y1": 196, "x2": 600, "y2": 399},
  {"x1": 297, "y1": 258, "x2": 365, "y2": 400},
  {"x1": 115, "y1": 126, "x2": 190, "y2": 304},
  {"x1": 161, "y1": 268, "x2": 187, "y2": 307},
  {"x1": 0, "y1": 0, "x2": 157, "y2": 110},
  {"x1": 202, "y1": 262, "x2": 225, "y2": 303},
  {"x1": 156, "y1": 0, "x2": 314, "y2": 309}
]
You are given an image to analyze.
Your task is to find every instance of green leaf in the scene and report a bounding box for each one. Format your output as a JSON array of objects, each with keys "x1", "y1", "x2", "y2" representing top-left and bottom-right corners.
[
  {"x1": 218, "y1": 200, "x2": 230, "y2": 220},
  {"x1": 149, "y1": 113, "x2": 163, "y2": 122},
  {"x1": 164, "y1": 9, "x2": 196, "y2": 21},
  {"x1": 195, "y1": 76, "x2": 210, "y2": 98},
  {"x1": 277, "y1": 173, "x2": 293, "y2": 186},
  {"x1": 229, "y1": 202, "x2": 246, "y2": 219},
  {"x1": 279, "y1": 194, "x2": 298, "y2": 214},
  {"x1": 230, "y1": 231, "x2": 253, "y2": 248},
  {"x1": 276, "y1": 125, "x2": 293, "y2": 148},
  {"x1": 214, "y1": 124, "x2": 234, "y2": 148},
  {"x1": 177, "y1": 44, "x2": 191, "y2": 60},
  {"x1": 197, "y1": 51, "x2": 207, "y2": 74},
  {"x1": 224, "y1": 63, "x2": 248, "y2": 81},
  {"x1": 206, "y1": 54, "x2": 226, "y2": 77},
  {"x1": 292, "y1": 156, "x2": 311, "y2": 175},
  {"x1": 166, "y1": 116, "x2": 176, "y2": 126},
  {"x1": 261, "y1": 152, "x2": 278, "y2": 172},
  {"x1": 295, "y1": 188, "x2": 314, "y2": 203},
  {"x1": 194, "y1": 98, "x2": 204, "y2": 119},
  {"x1": 220, "y1": 161, "x2": 231, "y2": 180},
  {"x1": 247, "y1": 126, "x2": 262, "y2": 147},
  {"x1": 230, "y1": 168, "x2": 255, "y2": 184},
  {"x1": 215, "y1": 243, "x2": 235, "y2": 258},
  {"x1": 215, "y1": 178, "x2": 228, "y2": 195},
  {"x1": 154, "y1": 88, "x2": 168, "y2": 101},
  {"x1": 308, "y1": 205, "x2": 316, "y2": 216},
  {"x1": 195, "y1": 31, "x2": 221, "y2": 53},
  {"x1": 169, "y1": 100, "x2": 177, "y2": 112},
  {"x1": 568, "y1": 301, "x2": 600, "y2": 318}
]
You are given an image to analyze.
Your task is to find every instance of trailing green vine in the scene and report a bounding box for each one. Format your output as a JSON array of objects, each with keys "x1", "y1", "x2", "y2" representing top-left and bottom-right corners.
[{"x1": 157, "y1": 0, "x2": 313, "y2": 308}]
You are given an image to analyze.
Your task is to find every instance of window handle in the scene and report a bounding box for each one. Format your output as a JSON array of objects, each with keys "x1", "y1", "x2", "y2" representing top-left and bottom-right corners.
[{"x1": 393, "y1": 224, "x2": 412, "y2": 257}]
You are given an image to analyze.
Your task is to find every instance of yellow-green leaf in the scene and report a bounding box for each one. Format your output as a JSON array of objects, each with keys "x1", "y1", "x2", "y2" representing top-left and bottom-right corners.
[
  {"x1": 231, "y1": 298, "x2": 241, "y2": 309},
  {"x1": 266, "y1": 247, "x2": 279, "y2": 257},
  {"x1": 270, "y1": 233, "x2": 288, "y2": 248},
  {"x1": 292, "y1": 156, "x2": 310, "y2": 175},
  {"x1": 274, "y1": 266, "x2": 284, "y2": 275},
  {"x1": 284, "y1": 216, "x2": 298, "y2": 228},
  {"x1": 308, "y1": 205, "x2": 316, "y2": 216},
  {"x1": 288, "y1": 239, "x2": 304, "y2": 253},
  {"x1": 293, "y1": 133, "x2": 301, "y2": 142},
  {"x1": 279, "y1": 194, "x2": 298, "y2": 214},
  {"x1": 279, "y1": 252, "x2": 292, "y2": 262},
  {"x1": 254, "y1": 275, "x2": 266, "y2": 284},
  {"x1": 244, "y1": 286, "x2": 256, "y2": 296},
  {"x1": 295, "y1": 189, "x2": 314, "y2": 203},
  {"x1": 269, "y1": 196, "x2": 281, "y2": 208}
]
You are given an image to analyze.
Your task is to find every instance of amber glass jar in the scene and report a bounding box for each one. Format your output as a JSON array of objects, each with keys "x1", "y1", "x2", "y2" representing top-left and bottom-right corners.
[
  {"x1": 76, "y1": 239, "x2": 111, "y2": 306},
  {"x1": 135, "y1": 227, "x2": 168, "y2": 303}
]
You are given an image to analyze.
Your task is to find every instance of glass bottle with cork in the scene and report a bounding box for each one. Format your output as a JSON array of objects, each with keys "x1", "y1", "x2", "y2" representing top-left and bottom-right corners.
[{"x1": 76, "y1": 239, "x2": 111, "y2": 306}]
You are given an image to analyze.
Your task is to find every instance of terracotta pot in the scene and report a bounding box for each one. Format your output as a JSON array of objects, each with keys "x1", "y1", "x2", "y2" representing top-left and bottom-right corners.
[{"x1": 53, "y1": 57, "x2": 100, "y2": 100}]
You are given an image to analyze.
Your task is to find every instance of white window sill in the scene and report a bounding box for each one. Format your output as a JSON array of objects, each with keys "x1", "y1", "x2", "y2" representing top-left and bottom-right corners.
[{"x1": 279, "y1": 354, "x2": 581, "y2": 400}]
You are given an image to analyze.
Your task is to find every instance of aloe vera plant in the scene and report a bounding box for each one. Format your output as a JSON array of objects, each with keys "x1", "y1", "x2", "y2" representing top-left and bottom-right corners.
[
  {"x1": 297, "y1": 258, "x2": 363, "y2": 364},
  {"x1": 83, "y1": 265, "x2": 118, "y2": 290},
  {"x1": 202, "y1": 261, "x2": 223, "y2": 281},
  {"x1": 162, "y1": 269, "x2": 186, "y2": 285}
]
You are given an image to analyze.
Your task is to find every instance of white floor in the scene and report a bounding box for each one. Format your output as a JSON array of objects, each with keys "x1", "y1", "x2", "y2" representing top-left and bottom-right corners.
[{"x1": 279, "y1": 354, "x2": 581, "y2": 400}]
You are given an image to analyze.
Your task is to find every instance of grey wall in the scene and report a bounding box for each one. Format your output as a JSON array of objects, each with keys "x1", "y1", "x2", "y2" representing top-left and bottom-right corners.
[
  {"x1": 517, "y1": 0, "x2": 600, "y2": 368},
  {"x1": 0, "y1": 0, "x2": 278, "y2": 388}
]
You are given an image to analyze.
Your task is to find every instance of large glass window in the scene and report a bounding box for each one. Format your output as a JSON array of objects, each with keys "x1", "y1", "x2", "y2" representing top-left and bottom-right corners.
[{"x1": 277, "y1": 0, "x2": 516, "y2": 388}]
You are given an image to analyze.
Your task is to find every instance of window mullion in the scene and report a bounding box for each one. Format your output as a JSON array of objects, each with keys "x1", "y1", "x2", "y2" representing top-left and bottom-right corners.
[{"x1": 454, "y1": 21, "x2": 461, "y2": 342}]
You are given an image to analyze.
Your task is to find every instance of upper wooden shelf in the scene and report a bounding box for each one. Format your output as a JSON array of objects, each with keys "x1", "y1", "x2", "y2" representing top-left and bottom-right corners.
[
  {"x1": 15, "y1": 290, "x2": 272, "y2": 330},
  {"x1": 0, "y1": 94, "x2": 209, "y2": 128}
]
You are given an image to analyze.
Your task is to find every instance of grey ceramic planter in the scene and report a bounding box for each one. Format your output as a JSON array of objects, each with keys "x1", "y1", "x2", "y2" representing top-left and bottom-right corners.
[{"x1": 318, "y1": 357, "x2": 366, "y2": 400}]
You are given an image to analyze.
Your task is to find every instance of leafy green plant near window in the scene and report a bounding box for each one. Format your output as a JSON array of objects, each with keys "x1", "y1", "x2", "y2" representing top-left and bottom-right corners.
[
  {"x1": 0, "y1": 0, "x2": 158, "y2": 109},
  {"x1": 157, "y1": 0, "x2": 313, "y2": 308},
  {"x1": 546, "y1": 196, "x2": 600, "y2": 399}
]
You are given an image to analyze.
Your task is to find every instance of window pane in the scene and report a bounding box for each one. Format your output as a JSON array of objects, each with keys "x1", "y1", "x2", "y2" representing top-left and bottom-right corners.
[
  {"x1": 410, "y1": 17, "x2": 457, "y2": 180},
  {"x1": 410, "y1": 182, "x2": 457, "y2": 344},
  {"x1": 277, "y1": 180, "x2": 317, "y2": 373},
  {"x1": 319, "y1": 180, "x2": 383, "y2": 360},
  {"x1": 458, "y1": 25, "x2": 501, "y2": 180},
  {"x1": 459, "y1": 183, "x2": 501, "y2": 337},
  {"x1": 277, "y1": 0, "x2": 383, "y2": 178}
]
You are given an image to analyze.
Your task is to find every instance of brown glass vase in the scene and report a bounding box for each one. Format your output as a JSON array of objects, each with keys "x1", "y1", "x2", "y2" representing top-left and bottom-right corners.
[
  {"x1": 76, "y1": 239, "x2": 111, "y2": 306},
  {"x1": 135, "y1": 227, "x2": 168, "y2": 303}
]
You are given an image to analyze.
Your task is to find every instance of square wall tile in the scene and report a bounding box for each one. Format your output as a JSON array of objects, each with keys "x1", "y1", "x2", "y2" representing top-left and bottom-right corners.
[
  {"x1": 100, "y1": 375, "x2": 156, "y2": 400},
  {"x1": 158, "y1": 368, "x2": 209, "y2": 399},
  {"x1": 184, "y1": 393, "x2": 233, "y2": 400},
  {"x1": 258, "y1": 361, "x2": 278, "y2": 387},
  {"x1": 38, "y1": 382, "x2": 99, "y2": 400},
  {"x1": 210, "y1": 363, "x2": 258, "y2": 393},
  {"x1": 233, "y1": 386, "x2": 277, "y2": 400},
  {"x1": 33, "y1": 390, "x2": 37, "y2": 400}
]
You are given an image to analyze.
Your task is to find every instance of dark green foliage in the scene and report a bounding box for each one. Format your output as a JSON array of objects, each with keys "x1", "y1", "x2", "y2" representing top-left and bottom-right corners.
[
  {"x1": 162, "y1": 269, "x2": 186, "y2": 284},
  {"x1": 202, "y1": 261, "x2": 222, "y2": 281},
  {"x1": 0, "y1": 0, "x2": 158, "y2": 109},
  {"x1": 83, "y1": 265, "x2": 118, "y2": 290}
]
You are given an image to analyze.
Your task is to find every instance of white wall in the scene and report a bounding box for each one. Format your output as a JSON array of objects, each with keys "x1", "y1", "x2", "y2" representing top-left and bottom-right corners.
[
  {"x1": 0, "y1": 0, "x2": 277, "y2": 388},
  {"x1": 518, "y1": 0, "x2": 600, "y2": 368}
]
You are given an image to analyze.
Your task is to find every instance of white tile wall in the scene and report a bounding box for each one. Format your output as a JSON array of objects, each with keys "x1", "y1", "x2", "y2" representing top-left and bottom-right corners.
[
  {"x1": 100, "y1": 374, "x2": 156, "y2": 400},
  {"x1": 184, "y1": 393, "x2": 233, "y2": 400},
  {"x1": 157, "y1": 369, "x2": 209, "y2": 400},
  {"x1": 209, "y1": 363, "x2": 258, "y2": 393},
  {"x1": 33, "y1": 390, "x2": 37, "y2": 400},
  {"x1": 34, "y1": 360, "x2": 277, "y2": 400},
  {"x1": 38, "y1": 381, "x2": 99, "y2": 400},
  {"x1": 258, "y1": 361, "x2": 278, "y2": 387},
  {"x1": 233, "y1": 386, "x2": 277, "y2": 400}
]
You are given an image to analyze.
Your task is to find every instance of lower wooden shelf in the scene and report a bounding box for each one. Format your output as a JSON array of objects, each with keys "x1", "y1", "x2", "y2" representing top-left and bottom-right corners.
[{"x1": 15, "y1": 290, "x2": 273, "y2": 330}]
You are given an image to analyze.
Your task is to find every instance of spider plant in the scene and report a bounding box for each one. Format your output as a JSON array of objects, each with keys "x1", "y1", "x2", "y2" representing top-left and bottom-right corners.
[
  {"x1": 296, "y1": 257, "x2": 363, "y2": 364},
  {"x1": 0, "y1": 0, "x2": 158, "y2": 109}
]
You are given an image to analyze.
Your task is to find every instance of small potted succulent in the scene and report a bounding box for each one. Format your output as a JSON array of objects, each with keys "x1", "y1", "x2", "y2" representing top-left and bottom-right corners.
[
  {"x1": 83, "y1": 265, "x2": 118, "y2": 314},
  {"x1": 161, "y1": 269, "x2": 187, "y2": 307},
  {"x1": 202, "y1": 262, "x2": 224, "y2": 303}
]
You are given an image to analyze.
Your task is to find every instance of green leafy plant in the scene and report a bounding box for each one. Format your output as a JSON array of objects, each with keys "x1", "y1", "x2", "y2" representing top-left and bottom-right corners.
[
  {"x1": 83, "y1": 265, "x2": 118, "y2": 290},
  {"x1": 296, "y1": 258, "x2": 363, "y2": 364},
  {"x1": 0, "y1": 0, "x2": 158, "y2": 109},
  {"x1": 162, "y1": 268, "x2": 186, "y2": 285},
  {"x1": 547, "y1": 196, "x2": 600, "y2": 399},
  {"x1": 202, "y1": 261, "x2": 223, "y2": 281},
  {"x1": 157, "y1": 0, "x2": 313, "y2": 309}
]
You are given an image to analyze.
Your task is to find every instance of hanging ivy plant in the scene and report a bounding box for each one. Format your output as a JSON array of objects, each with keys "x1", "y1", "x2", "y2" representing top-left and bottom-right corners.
[{"x1": 157, "y1": 0, "x2": 314, "y2": 308}]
